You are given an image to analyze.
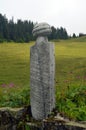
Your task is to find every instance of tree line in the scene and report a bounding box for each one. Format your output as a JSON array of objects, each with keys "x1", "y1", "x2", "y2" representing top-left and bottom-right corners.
[
  {"x1": 0, "y1": 14, "x2": 33, "y2": 43},
  {"x1": 0, "y1": 13, "x2": 85, "y2": 43}
]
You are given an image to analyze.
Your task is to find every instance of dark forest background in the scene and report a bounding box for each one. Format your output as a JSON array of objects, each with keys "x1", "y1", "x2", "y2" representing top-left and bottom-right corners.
[{"x1": 0, "y1": 13, "x2": 86, "y2": 43}]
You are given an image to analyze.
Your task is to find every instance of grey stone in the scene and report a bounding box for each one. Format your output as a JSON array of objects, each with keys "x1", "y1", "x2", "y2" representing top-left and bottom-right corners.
[
  {"x1": 0, "y1": 107, "x2": 86, "y2": 130},
  {"x1": 26, "y1": 118, "x2": 86, "y2": 130},
  {"x1": 0, "y1": 107, "x2": 32, "y2": 130},
  {"x1": 32, "y1": 22, "x2": 52, "y2": 37},
  {"x1": 30, "y1": 23, "x2": 55, "y2": 120}
]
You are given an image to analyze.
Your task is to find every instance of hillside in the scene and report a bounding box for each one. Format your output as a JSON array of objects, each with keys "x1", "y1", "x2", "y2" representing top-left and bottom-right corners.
[
  {"x1": 69, "y1": 36, "x2": 86, "y2": 42},
  {"x1": 0, "y1": 39, "x2": 86, "y2": 120}
]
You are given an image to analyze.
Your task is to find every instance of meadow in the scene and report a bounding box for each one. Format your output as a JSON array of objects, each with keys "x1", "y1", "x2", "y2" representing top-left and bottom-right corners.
[{"x1": 0, "y1": 37, "x2": 86, "y2": 120}]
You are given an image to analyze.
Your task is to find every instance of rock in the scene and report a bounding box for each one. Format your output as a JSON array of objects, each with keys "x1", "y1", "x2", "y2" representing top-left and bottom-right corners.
[
  {"x1": 0, "y1": 108, "x2": 17, "y2": 130},
  {"x1": 0, "y1": 106, "x2": 32, "y2": 130},
  {"x1": 26, "y1": 117, "x2": 86, "y2": 130},
  {"x1": 30, "y1": 22, "x2": 55, "y2": 120},
  {"x1": 0, "y1": 107, "x2": 86, "y2": 130},
  {"x1": 32, "y1": 22, "x2": 52, "y2": 37}
]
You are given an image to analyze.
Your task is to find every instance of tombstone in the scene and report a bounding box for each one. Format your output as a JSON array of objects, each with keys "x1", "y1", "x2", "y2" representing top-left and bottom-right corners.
[{"x1": 30, "y1": 22, "x2": 55, "y2": 120}]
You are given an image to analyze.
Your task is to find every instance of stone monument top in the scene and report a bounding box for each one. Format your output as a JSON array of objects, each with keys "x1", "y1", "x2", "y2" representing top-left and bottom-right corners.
[{"x1": 32, "y1": 22, "x2": 52, "y2": 37}]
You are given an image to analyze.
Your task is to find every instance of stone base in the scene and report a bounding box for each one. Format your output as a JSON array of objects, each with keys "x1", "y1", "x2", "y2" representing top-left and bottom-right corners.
[
  {"x1": 0, "y1": 106, "x2": 31, "y2": 130},
  {"x1": 0, "y1": 107, "x2": 86, "y2": 130},
  {"x1": 26, "y1": 120, "x2": 86, "y2": 130}
]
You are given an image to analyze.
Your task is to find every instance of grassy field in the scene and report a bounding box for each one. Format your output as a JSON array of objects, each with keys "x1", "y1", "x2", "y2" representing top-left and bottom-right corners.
[
  {"x1": 0, "y1": 38, "x2": 86, "y2": 120},
  {"x1": 55, "y1": 39, "x2": 86, "y2": 120},
  {"x1": 0, "y1": 43, "x2": 31, "y2": 87},
  {"x1": 55, "y1": 40, "x2": 86, "y2": 90}
]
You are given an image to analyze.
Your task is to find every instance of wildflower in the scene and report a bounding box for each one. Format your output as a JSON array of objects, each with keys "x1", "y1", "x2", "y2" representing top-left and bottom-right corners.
[
  {"x1": 9, "y1": 83, "x2": 15, "y2": 87},
  {"x1": 1, "y1": 84, "x2": 7, "y2": 87}
]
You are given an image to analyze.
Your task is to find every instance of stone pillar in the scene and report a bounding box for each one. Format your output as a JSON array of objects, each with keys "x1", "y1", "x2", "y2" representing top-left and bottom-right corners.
[{"x1": 30, "y1": 23, "x2": 55, "y2": 120}]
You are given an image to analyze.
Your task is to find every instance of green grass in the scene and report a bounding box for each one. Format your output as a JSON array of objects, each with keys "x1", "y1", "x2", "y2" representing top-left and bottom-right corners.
[
  {"x1": 55, "y1": 39, "x2": 86, "y2": 120},
  {"x1": 0, "y1": 42, "x2": 33, "y2": 86},
  {"x1": 55, "y1": 41, "x2": 86, "y2": 90},
  {"x1": 0, "y1": 38, "x2": 86, "y2": 120}
]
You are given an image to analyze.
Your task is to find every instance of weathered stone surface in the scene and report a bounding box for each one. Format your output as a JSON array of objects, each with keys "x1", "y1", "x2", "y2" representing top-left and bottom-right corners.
[
  {"x1": 26, "y1": 119, "x2": 86, "y2": 130},
  {"x1": 30, "y1": 22, "x2": 55, "y2": 120},
  {"x1": 0, "y1": 108, "x2": 17, "y2": 130},
  {"x1": 0, "y1": 106, "x2": 32, "y2": 130},
  {"x1": 0, "y1": 107, "x2": 86, "y2": 130},
  {"x1": 32, "y1": 22, "x2": 52, "y2": 37}
]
